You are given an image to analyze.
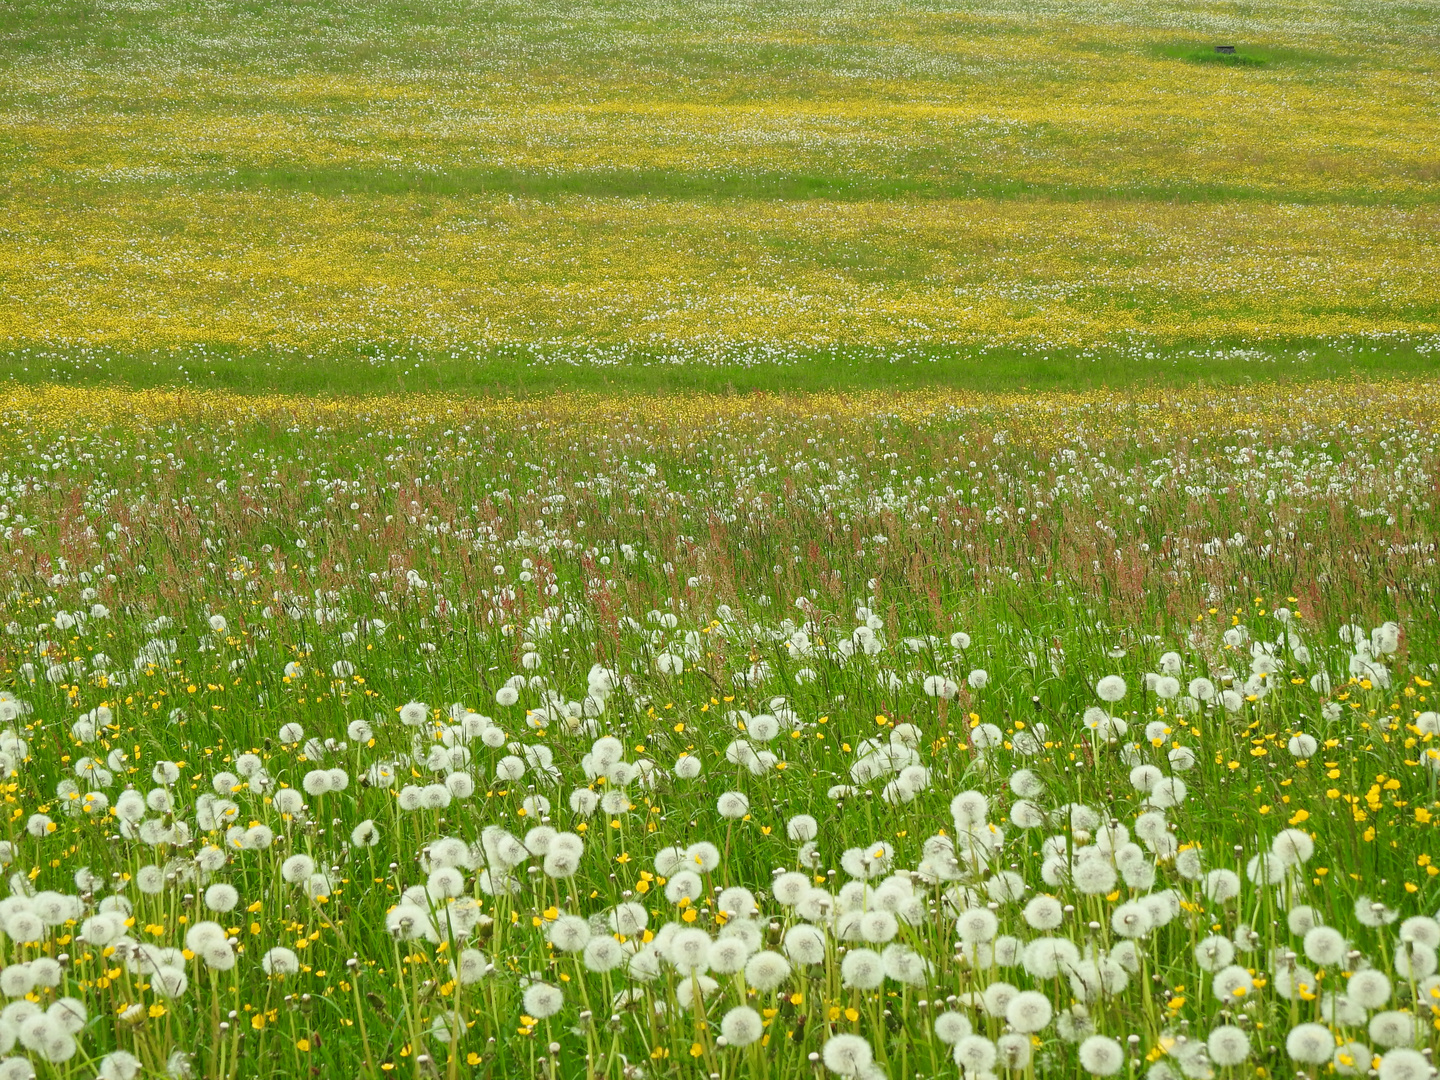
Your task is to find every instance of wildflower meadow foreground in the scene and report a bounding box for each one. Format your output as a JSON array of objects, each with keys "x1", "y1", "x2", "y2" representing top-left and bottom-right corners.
[{"x1": 0, "y1": 381, "x2": 1438, "y2": 1080}]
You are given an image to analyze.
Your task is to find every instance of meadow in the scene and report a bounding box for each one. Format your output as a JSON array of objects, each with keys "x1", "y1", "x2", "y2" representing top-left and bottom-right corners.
[
  {"x1": 0, "y1": 381, "x2": 1434, "y2": 1078},
  {"x1": 2, "y1": 0, "x2": 1440, "y2": 1077},
  {"x1": 0, "y1": 0, "x2": 1437, "y2": 389}
]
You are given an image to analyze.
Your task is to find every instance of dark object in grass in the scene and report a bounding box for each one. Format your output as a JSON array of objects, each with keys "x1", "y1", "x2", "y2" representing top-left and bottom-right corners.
[{"x1": 1162, "y1": 44, "x2": 1267, "y2": 66}]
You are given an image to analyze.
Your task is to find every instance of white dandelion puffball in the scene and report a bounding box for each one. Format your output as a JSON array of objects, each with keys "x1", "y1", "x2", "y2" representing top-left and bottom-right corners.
[
  {"x1": 840, "y1": 949, "x2": 884, "y2": 989},
  {"x1": 1273, "y1": 828, "x2": 1315, "y2": 866},
  {"x1": 1194, "y1": 935, "x2": 1234, "y2": 972},
  {"x1": 821, "y1": 1034, "x2": 873, "y2": 1076},
  {"x1": 398, "y1": 701, "x2": 429, "y2": 727},
  {"x1": 1095, "y1": 675, "x2": 1127, "y2": 702},
  {"x1": 953, "y1": 1035, "x2": 997, "y2": 1073},
  {"x1": 1349, "y1": 969, "x2": 1391, "y2": 1010},
  {"x1": 1370, "y1": 1010, "x2": 1422, "y2": 1048},
  {"x1": 1286, "y1": 1023, "x2": 1335, "y2": 1063},
  {"x1": 1400, "y1": 916, "x2": 1440, "y2": 948},
  {"x1": 610, "y1": 901, "x2": 648, "y2": 936},
  {"x1": 1009, "y1": 769, "x2": 1044, "y2": 798},
  {"x1": 547, "y1": 915, "x2": 590, "y2": 953},
  {"x1": 1005, "y1": 990, "x2": 1052, "y2": 1033},
  {"x1": 720, "y1": 1006, "x2": 763, "y2": 1048},
  {"x1": 996, "y1": 1033, "x2": 1032, "y2": 1070},
  {"x1": 782, "y1": 923, "x2": 827, "y2": 968},
  {"x1": 934, "y1": 1010, "x2": 972, "y2": 1044},
  {"x1": 1024, "y1": 895, "x2": 1064, "y2": 930},
  {"x1": 1356, "y1": 895, "x2": 1399, "y2": 927},
  {"x1": 787, "y1": 814, "x2": 818, "y2": 841},
  {"x1": 668, "y1": 927, "x2": 712, "y2": 974},
  {"x1": 1207, "y1": 1025, "x2": 1250, "y2": 1067},
  {"x1": 97, "y1": 1051, "x2": 142, "y2": 1080},
  {"x1": 950, "y1": 790, "x2": 989, "y2": 828},
  {"x1": 521, "y1": 982, "x2": 563, "y2": 1019},
  {"x1": 455, "y1": 949, "x2": 491, "y2": 984},
  {"x1": 716, "y1": 791, "x2": 749, "y2": 819},
  {"x1": 1148, "y1": 777, "x2": 1188, "y2": 808},
  {"x1": 351, "y1": 820, "x2": 380, "y2": 848},
  {"x1": 1333, "y1": 1040, "x2": 1372, "y2": 1078},
  {"x1": 1286, "y1": 905, "x2": 1321, "y2": 935},
  {"x1": 262, "y1": 947, "x2": 300, "y2": 977},
  {"x1": 920, "y1": 674, "x2": 955, "y2": 699},
  {"x1": 744, "y1": 950, "x2": 792, "y2": 991},
  {"x1": 1377, "y1": 1048, "x2": 1431, "y2": 1080},
  {"x1": 1078, "y1": 1035, "x2": 1124, "y2": 1076},
  {"x1": 707, "y1": 937, "x2": 748, "y2": 974},
  {"x1": 280, "y1": 854, "x2": 315, "y2": 884},
  {"x1": 956, "y1": 907, "x2": 999, "y2": 943},
  {"x1": 203, "y1": 883, "x2": 239, "y2": 913},
  {"x1": 1211, "y1": 965, "x2": 1253, "y2": 1002},
  {"x1": 582, "y1": 937, "x2": 623, "y2": 973},
  {"x1": 1304, "y1": 926, "x2": 1347, "y2": 966},
  {"x1": 717, "y1": 886, "x2": 758, "y2": 918}
]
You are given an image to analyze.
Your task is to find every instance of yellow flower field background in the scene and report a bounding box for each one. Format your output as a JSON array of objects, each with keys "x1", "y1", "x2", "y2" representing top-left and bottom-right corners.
[{"x1": 0, "y1": 0, "x2": 1436, "y2": 361}]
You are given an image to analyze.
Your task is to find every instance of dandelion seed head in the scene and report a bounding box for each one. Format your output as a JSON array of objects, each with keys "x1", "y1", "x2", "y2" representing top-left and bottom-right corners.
[
  {"x1": 783, "y1": 924, "x2": 827, "y2": 966},
  {"x1": 1005, "y1": 990, "x2": 1053, "y2": 1033},
  {"x1": 1286, "y1": 1022, "x2": 1336, "y2": 1063},
  {"x1": 1304, "y1": 925, "x2": 1348, "y2": 966},
  {"x1": 1349, "y1": 969, "x2": 1392, "y2": 1010},
  {"x1": 1095, "y1": 675, "x2": 1126, "y2": 703},
  {"x1": 1211, "y1": 964, "x2": 1254, "y2": 1002},
  {"x1": 840, "y1": 948, "x2": 884, "y2": 989},
  {"x1": 521, "y1": 982, "x2": 562, "y2": 1019},
  {"x1": 933, "y1": 1010, "x2": 972, "y2": 1044},
  {"x1": 720, "y1": 1005, "x2": 763, "y2": 1047},
  {"x1": 262, "y1": 947, "x2": 300, "y2": 976},
  {"x1": 546, "y1": 914, "x2": 590, "y2": 953},
  {"x1": 202, "y1": 884, "x2": 238, "y2": 913},
  {"x1": 1377, "y1": 1048, "x2": 1430, "y2": 1080},
  {"x1": 1078, "y1": 1035, "x2": 1124, "y2": 1075},
  {"x1": 1369, "y1": 1010, "x2": 1421, "y2": 1048},
  {"x1": 744, "y1": 949, "x2": 792, "y2": 990},
  {"x1": 821, "y1": 1033, "x2": 874, "y2": 1076},
  {"x1": 1207, "y1": 1025, "x2": 1250, "y2": 1067},
  {"x1": 1356, "y1": 895, "x2": 1399, "y2": 927},
  {"x1": 952, "y1": 1034, "x2": 997, "y2": 1073},
  {"x1": 1333, "y1": 1039, "x2": 1373, "y2": 1078}
]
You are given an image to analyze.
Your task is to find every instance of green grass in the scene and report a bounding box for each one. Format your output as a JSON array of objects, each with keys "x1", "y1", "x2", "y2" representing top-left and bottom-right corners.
[
  {"x1": 0, "y1": 336, "x2": 1432, "y2": 397},
  {"x1": 201, "y1": 163, "x2": 1440, "y2": 208},
  {"x1": 1155, "y1": 43, "x2": 1320, "y2": 67}
]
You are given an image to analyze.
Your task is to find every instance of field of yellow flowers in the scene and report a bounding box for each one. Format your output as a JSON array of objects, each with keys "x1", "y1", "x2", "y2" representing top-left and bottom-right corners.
[
  {"x1": 0, "y1": 380, "x2": 1435, "y2": 1078},
  {"x1": 1, "y1": 0, "x2": 1439, "y2": 1076},
  {"x1": 0, "y1": 0, "x2": 1436, "y2": 390}
]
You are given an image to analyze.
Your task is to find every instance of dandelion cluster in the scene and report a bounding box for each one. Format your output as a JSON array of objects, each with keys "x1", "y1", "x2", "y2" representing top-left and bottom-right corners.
[{"x1": 0, "y1": 383, "x2": 1433, "y2": 1076}]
